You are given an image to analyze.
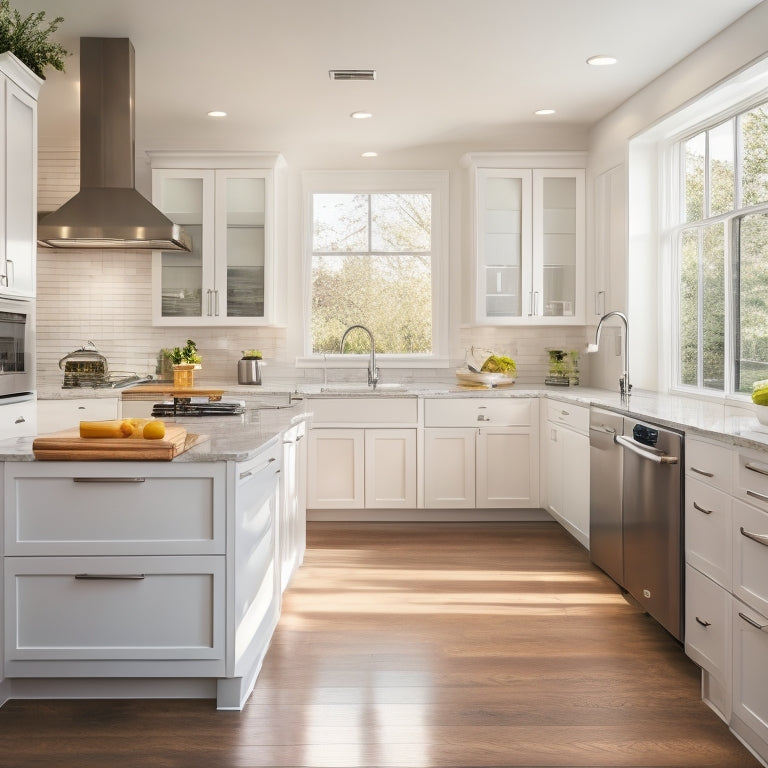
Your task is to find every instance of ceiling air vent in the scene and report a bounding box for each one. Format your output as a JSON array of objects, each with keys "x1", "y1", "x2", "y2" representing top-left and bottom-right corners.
[{"x1": 329, "y1": 69, "x2": 376, "y2": 81}]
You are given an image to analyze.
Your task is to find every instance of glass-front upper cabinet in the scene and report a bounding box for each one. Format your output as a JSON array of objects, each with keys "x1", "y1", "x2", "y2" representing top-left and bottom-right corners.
[
  {"x1": 476, "y1": 169, "x2": 532, "y2": 320},
  {"x1": 469, "y1": 153, "x2": 585, "y2": 325},
  {"x1": 149, "y1": 152, "x2": 281, "y2": 326}
]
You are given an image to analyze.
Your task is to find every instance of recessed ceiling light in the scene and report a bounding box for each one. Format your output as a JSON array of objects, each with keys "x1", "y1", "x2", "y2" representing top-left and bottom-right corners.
[
  {"x1": 207, "y1": 110, "x2": 227, "y2": 118},
  {"x1": 361, "y1": 151, "x2": 378, "y2": 158},
  {"x1": 351, "y1": 111, "x2": 373, "y2": 119},
  {"x1": 534, "y1": 109, "x2": 556, "y2": 116},
  {"x1": 587, "y1": 55, "x2": 617, "y2": 66}
]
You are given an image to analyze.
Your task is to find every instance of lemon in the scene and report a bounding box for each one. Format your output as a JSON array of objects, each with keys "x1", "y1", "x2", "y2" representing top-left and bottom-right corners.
[{"x1": 142, "y1": 420, "x2": 166, "y2": 440}]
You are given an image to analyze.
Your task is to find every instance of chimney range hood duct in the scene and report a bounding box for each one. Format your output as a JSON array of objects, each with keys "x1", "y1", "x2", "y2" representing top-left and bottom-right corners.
[{"x1": 37, "y1": 37, "x2": 191, "y2": 251}]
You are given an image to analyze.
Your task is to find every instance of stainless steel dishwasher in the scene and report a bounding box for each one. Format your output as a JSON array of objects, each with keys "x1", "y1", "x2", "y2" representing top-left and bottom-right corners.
[
  {"x1": 619, "y1": 416, "x2": 684, "y2": 641},
  {"x1": 590, "y1": 408, "x2": 685, "y2": 642},
  {"x1": 589, "y1": 408, "x2": 624, "y2": 586}
]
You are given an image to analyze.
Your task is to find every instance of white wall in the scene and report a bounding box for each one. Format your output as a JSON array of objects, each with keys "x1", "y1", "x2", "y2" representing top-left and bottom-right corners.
[{"x1": 586, "y1": 0, "x2": 768, "y2": 391}]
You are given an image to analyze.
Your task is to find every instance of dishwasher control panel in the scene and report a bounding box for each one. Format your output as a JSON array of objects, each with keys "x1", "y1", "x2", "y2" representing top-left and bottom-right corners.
[{"x1": 633, "y1": 423, "x2": 659, "y2": 448}]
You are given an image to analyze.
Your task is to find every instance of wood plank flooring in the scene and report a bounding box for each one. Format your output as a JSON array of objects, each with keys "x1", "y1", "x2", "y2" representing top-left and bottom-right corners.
[{"x1": 0, "y1": 521, "x2": 761, "y2": 768}]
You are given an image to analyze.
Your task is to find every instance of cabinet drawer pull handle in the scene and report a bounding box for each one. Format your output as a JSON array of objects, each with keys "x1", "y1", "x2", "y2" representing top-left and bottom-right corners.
[
  {"x1": 738, "y1": 612, "x2": 768, "y2": 631},
  {"x1": 14, "y1": 416, "x2": 25, "y2": 424},
  {"x1": 745, "y1": 461, "x2": 768, "y2": 477},
  {"x1": 695, "y1": 616, "x2": 711, "y2": 628},
  {"x1": 693, "y1": 501, "x2": 713, "y2": 515},
  {"x1": 75, "y1": 574, "x2": 145, "y2": 581},
  {"x1": 240, "y1": 456, "x2": 277, "y2": 479},
  {"x1": 746, "y1": 489, "x2": 768, "y2": 504},
  {"x1": 73, "y1": 477, "x2": 146, "y2": 484},
  {"x1": 477, "y1": 415, "x2": 490, "y2": 422},
  {"x1": 690, "y1": 466, "x2": 714, "y2": 478},
  {"x1": 740, "y1": 526, "x2": 768, "y2": 547}
]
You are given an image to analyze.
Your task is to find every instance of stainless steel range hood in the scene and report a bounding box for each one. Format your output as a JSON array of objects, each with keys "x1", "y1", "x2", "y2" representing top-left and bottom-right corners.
[{"x1": 37, "y1": 37, "x2": 191, "y2": 251}]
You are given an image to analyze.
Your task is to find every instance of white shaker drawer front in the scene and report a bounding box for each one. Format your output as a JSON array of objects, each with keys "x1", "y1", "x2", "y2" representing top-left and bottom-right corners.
[
  {"x1": 735, "y1": 450, "x2": 768, "y2": 512},
  {"x1": 685, "y1": 438, "x2": 732, "y2": 493},
  {"x1": 4, "y1": 555, "x2": 225, "y2": 663},
  {"x1": 545, "y1": 400, "x2": 588, "y2": 435},
  {"x1": 4, "y1": 462, "x2": 225, "y2": 555},
  {"x1": 733, "y1": 500, "x2": 768, "y2": 617},
  {"x1": 685, "y1": 565, "x2": 731, "y2": 685},
  {"x1": 309, "y1": 397, "x2": 417, "y2": 425},
  {"x1": 685, "y1": 476, "x2": 732, "y2": 589},
  {"x1": 424, "y1": 397, "x2": 534, "y2": 427}
]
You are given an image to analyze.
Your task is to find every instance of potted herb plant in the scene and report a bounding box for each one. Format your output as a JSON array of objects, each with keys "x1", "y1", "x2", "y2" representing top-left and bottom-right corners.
[
  {"x1": 166, "y1": 339, "x2": 202, "y2": 388},
  {"x1": 0, "y1": 0, "x2": 69, "y2": 80}
]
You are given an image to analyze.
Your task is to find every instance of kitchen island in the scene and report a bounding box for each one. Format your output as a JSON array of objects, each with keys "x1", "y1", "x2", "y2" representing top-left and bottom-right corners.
[{"x1": 1, "y1": 398, "x2": 309, "y2": 711}]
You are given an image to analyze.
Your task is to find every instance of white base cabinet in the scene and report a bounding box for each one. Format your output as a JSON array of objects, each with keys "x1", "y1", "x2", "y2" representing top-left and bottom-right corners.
[
  {"x1": 543, "y1": 401, "x2": 589, "y2": 547},
  {"x1": 306, "y1": 397, "x2": 418, "y2": 512},
  {"x1": 2, "y1": 427, "x2": 303, "y2": 712},
  {"x1": 423, "y1": 397, "x2": 539, "y2": 510}
]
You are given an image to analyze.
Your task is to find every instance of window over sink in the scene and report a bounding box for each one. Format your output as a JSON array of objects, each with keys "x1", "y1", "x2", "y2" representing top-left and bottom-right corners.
[{"x1": 303, "y1": 171, "x2": 448, "y2": 359}]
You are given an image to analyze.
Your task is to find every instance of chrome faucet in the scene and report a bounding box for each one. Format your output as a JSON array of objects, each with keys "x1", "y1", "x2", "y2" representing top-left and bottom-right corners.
[
  {"x1": 340, "y1": 324, "x2": 379, "y2": 389},
  {"x1": 587, "y1": 310, "x2": 631, "y2": 399}
]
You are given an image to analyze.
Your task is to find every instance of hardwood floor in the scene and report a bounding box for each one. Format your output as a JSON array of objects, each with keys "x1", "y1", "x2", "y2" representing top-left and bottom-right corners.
[{"x1": 0, "y1": 521, "x2": 761, "y2": 768}]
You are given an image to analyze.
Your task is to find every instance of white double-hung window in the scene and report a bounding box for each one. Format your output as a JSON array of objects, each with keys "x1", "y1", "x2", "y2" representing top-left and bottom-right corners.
[
  {"x1": 673, "y1": 100, "x2": 768, "y2": 395},
  {"x1": 303, "y1": 171, "x2": 448, "y2": 360}
]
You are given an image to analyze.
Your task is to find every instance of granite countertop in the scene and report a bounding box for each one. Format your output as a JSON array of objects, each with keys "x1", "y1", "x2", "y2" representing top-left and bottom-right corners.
[{"x1": 17, "y1": 378, "x2": 768, "y2": 461}]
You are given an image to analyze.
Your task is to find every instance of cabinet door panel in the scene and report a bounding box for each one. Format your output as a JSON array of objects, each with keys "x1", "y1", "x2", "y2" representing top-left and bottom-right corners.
[
  {"x1": 307, "y1": 429, "x2": 364, "y2": 508},
  {"x1": 424, "y1": 429, "x2": 474, "y2": 508},
  {"x1": 365, "y1": 429, "x2": 416, "y2": 508},
  {"x1": 733, "y1": 500, "x2": 768, "y2": 616},
  {"x1": 732, "y1": 598, "x2": 768, "y2": 744},
  {"x1": 477, "y1": 429, "x2": 536, "y2": 508},
  {"x1": 685, "y1": 476, "x2": 731, "y2": 588}
]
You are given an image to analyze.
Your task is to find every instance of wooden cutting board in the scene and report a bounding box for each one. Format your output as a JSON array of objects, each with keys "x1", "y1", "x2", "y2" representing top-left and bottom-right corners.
[{"x1": 32, "y1": 425, "x2": 206, "y2": 461}]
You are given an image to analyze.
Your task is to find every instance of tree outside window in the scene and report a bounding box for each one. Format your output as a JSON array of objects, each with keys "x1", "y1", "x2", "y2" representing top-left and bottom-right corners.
[
  {"x1": 677, "y1": 102, "x2": 768, "y2": 394},
  {"x1": 311, "y1": 192, "x2": 433, "y2": 355}
]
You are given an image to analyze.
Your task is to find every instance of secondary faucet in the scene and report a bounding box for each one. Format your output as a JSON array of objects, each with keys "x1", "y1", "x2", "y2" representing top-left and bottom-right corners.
[
  {"x1": 340, "y1": 324, "x2": 379, "y2": 389},
  {"x1": 587, "y1": 310, "x2": 631, "y2": 399}
]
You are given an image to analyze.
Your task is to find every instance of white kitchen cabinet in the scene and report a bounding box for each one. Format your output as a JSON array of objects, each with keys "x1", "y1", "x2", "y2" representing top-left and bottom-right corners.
[
  {"x1": 423, "y1": 397, "x2": 539, "y2": 510},
  {"x1": 223, "y1": 440, "x2": 282, "y2": 709},
  {"x1": 0, "y1": 53, "x2": 40, "y2": 299},
  {"x1": 3, "y1": 460, "x2": 227, "y2": 678},
  {"x1": 307, "y1": 427, "x2": 416, "y2": 509},
  {"x1": 731, "y1": 598, "x2": 768, "y2": 757},
  {"x1": 364, "y1": 429, "x2": 417, "y2": 508},
  {"x1": 684, "y1": 436, "x2": 734, "y2": 722},
  {"x1": 307, "y1": 428, "x2": 364, "y2": 508},
  {"x1": 36, "y1": 397, "x2": 119, "y2": 434},
  {"x1": 465, "y1": 152, "x2": 585, "y2": 325},
  {"x1": 306, "y1": 397, "x2": 418, "y2": 512},
  {"x1": 591, "y1": 164, "x2": 626, "y2": 319},
  {"x1": 424, "y1": 428, "x2": 475, "y2": 508},
  {"x1": 149, "y1": 152, "x2": 283, "y2": 326},
  {"x1": 544, "y1": 401, "x2": 589, "y2": 547},
  {"x1": 685, "y1": 563, "x2": 731, "y2": 720},
  {"x1": 279, "y1": 420, "x2": 307, "y2": 592},
  {"x1": 0, "y1": 396, "x2": 36, "y2": 439}
]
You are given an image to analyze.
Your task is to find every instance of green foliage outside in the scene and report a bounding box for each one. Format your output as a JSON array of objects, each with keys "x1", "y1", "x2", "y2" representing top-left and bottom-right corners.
[
  {"x1": 0, "y1": 0, "x2": 68, "y2": 79},
  {"x1": 311, "y1": 193, "x2": 433, "y2": 354},
  {"x1": 679, "y1": 104, "x2": 768, "y2": 394}
]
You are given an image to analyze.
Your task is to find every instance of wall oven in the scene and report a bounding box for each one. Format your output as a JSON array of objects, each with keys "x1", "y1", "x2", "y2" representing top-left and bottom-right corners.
[{"x1": 0, "y1": 297, "x2": 35, "y2": 400}]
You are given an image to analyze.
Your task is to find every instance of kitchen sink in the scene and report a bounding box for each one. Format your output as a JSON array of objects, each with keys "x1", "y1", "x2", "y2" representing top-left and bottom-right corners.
[{"x1": 319, "y1": 383, "x2": 408, "y2": 393}]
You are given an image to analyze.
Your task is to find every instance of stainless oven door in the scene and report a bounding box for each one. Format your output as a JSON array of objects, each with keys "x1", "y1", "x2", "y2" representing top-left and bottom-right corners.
[{"x1": 0, "y1": 297, "x2": 34, "y2": 398}]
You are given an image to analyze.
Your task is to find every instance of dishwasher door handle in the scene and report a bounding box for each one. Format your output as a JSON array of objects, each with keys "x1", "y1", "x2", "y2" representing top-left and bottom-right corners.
[{"x1": 616, "y1": 434, "x2": 679, "y2": 464}]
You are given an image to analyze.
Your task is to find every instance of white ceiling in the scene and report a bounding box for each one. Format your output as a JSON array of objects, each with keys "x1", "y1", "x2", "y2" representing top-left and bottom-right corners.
[{"x1": 12, "y1": 0, "x2": 767, "y2": 164}]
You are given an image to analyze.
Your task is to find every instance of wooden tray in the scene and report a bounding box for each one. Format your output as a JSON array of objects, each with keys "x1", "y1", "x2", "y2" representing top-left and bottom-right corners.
[{"x1": 32, "y1": 425, "x2": 207, "y2": 461}]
